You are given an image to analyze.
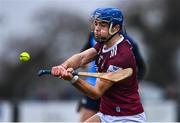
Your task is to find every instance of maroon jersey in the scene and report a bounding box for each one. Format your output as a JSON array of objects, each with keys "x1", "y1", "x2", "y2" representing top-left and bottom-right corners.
[{"x1": 94, "y1": 36, "x2": 144, "y2": 116}]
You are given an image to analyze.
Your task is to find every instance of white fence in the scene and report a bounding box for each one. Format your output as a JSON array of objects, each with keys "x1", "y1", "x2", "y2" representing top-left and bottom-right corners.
[
  {"x1": 0, "y1": 100, "x2": 177, "y2": 122},
  {"x1": 19, "y1": 101, "x2": 79, "y2": 122},
  {"x1": 0, "y1": 101, "x2": 12, "y2": 122}
]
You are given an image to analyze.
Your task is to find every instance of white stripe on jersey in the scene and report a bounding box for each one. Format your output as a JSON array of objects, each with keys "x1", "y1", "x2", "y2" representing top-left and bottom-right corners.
[{"x1": 110, "y1": 45, "x2": 117, "y2": 57}]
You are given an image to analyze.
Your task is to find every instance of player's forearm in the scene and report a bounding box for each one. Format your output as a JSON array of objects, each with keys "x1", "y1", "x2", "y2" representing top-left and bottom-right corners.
[
  {"x1": 61, "y1": 53, "x2": 83, "y2": 69},
  {"x1": 73, "y1": 78, "x2": 101, "y2": 100},
  {"x1": 61, "y1": 48, "x2": 97, "y2": 69}
]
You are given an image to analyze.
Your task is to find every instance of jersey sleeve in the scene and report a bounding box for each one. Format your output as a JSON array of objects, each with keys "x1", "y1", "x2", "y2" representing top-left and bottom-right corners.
[
  {"x1": 131, "y1": 42, "x2": 146, "y2": 80},
  {"x1": 126, "y1": 37, "x2": 146, "y2": 81}
]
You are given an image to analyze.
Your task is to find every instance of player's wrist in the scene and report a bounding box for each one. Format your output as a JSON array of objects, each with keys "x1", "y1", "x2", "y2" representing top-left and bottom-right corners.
[
  {"x1": 60, "y1": 64, "x2": 67, "y2": 69},
  {"x1": 70, "y1": 75, "x2": 79, "y2": 84}
]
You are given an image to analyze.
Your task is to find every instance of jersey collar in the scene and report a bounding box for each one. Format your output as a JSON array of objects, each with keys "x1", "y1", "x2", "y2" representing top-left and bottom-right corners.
[{"x1": 102, "y1": 34, "x2": 124, "y2": 53}]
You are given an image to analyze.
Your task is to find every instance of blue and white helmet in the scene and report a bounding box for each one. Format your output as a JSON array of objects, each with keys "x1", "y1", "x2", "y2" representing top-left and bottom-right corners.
[{"x1": 91, "y1": 7, "x2": 124, "y2": 27}]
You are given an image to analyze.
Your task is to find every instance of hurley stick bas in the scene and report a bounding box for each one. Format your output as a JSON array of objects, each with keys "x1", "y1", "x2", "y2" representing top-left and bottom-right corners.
[{"x1": 38, "y1": 68, "x2": 133, "y2": 83}]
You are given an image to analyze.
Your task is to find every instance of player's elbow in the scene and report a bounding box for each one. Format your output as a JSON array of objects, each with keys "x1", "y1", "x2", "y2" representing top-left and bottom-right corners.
[
  {"x1": 89, "y1": 91, "x2": 102, "y2": 100},
  {"x1": 89, "y1": 95, "x2": 100, "y2": 100}
]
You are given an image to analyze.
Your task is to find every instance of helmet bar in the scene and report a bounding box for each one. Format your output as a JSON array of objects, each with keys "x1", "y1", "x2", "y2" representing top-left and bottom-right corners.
[{"x1": 91, "y1": 15, "x2": 123, "y2": 25}]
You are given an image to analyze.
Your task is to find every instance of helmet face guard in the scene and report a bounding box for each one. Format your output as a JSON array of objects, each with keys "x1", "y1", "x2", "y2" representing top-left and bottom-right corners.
[{"x1": 90, "y1": 7, "x2": 124, "y2": 43}]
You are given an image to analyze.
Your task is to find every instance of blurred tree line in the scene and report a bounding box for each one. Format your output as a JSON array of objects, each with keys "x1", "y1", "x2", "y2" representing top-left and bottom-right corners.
[
  {"x1": 0, "y1": 0, "x2": 179, "y2": 104},
  {"x1": 0, "y1": 8, "x2": 89, "y2": 100},
  {"x1": 124, "y1": 0, "x2": 180, "y2": 99}
]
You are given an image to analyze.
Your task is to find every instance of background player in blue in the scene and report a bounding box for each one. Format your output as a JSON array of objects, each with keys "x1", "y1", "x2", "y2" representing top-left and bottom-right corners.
[
  {"x1": 77, "y1": 34, "x2": 100, "y2": 122},
  {"x1": 77, "y1": 31, "x2": 146, "y2": 121}
]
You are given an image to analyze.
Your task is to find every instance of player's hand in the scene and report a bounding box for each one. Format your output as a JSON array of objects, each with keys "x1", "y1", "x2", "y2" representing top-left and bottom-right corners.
[
  {"x1": 51, "y1": 65, "x2": 66, "y2": 77},
  {"x1": 60, "y1": 68, "x2": 74, "y2": 81}
]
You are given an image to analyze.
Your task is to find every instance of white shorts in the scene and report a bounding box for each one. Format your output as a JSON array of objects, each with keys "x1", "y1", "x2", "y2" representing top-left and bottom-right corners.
[{"x1": 96, "y1": 112, "x2": 146, "y2": 123}]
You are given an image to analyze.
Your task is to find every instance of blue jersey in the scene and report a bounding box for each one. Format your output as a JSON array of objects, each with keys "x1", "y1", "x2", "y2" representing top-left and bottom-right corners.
[{"x1": 86, "y1": 37, "x2": 96, "y2": 86}]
